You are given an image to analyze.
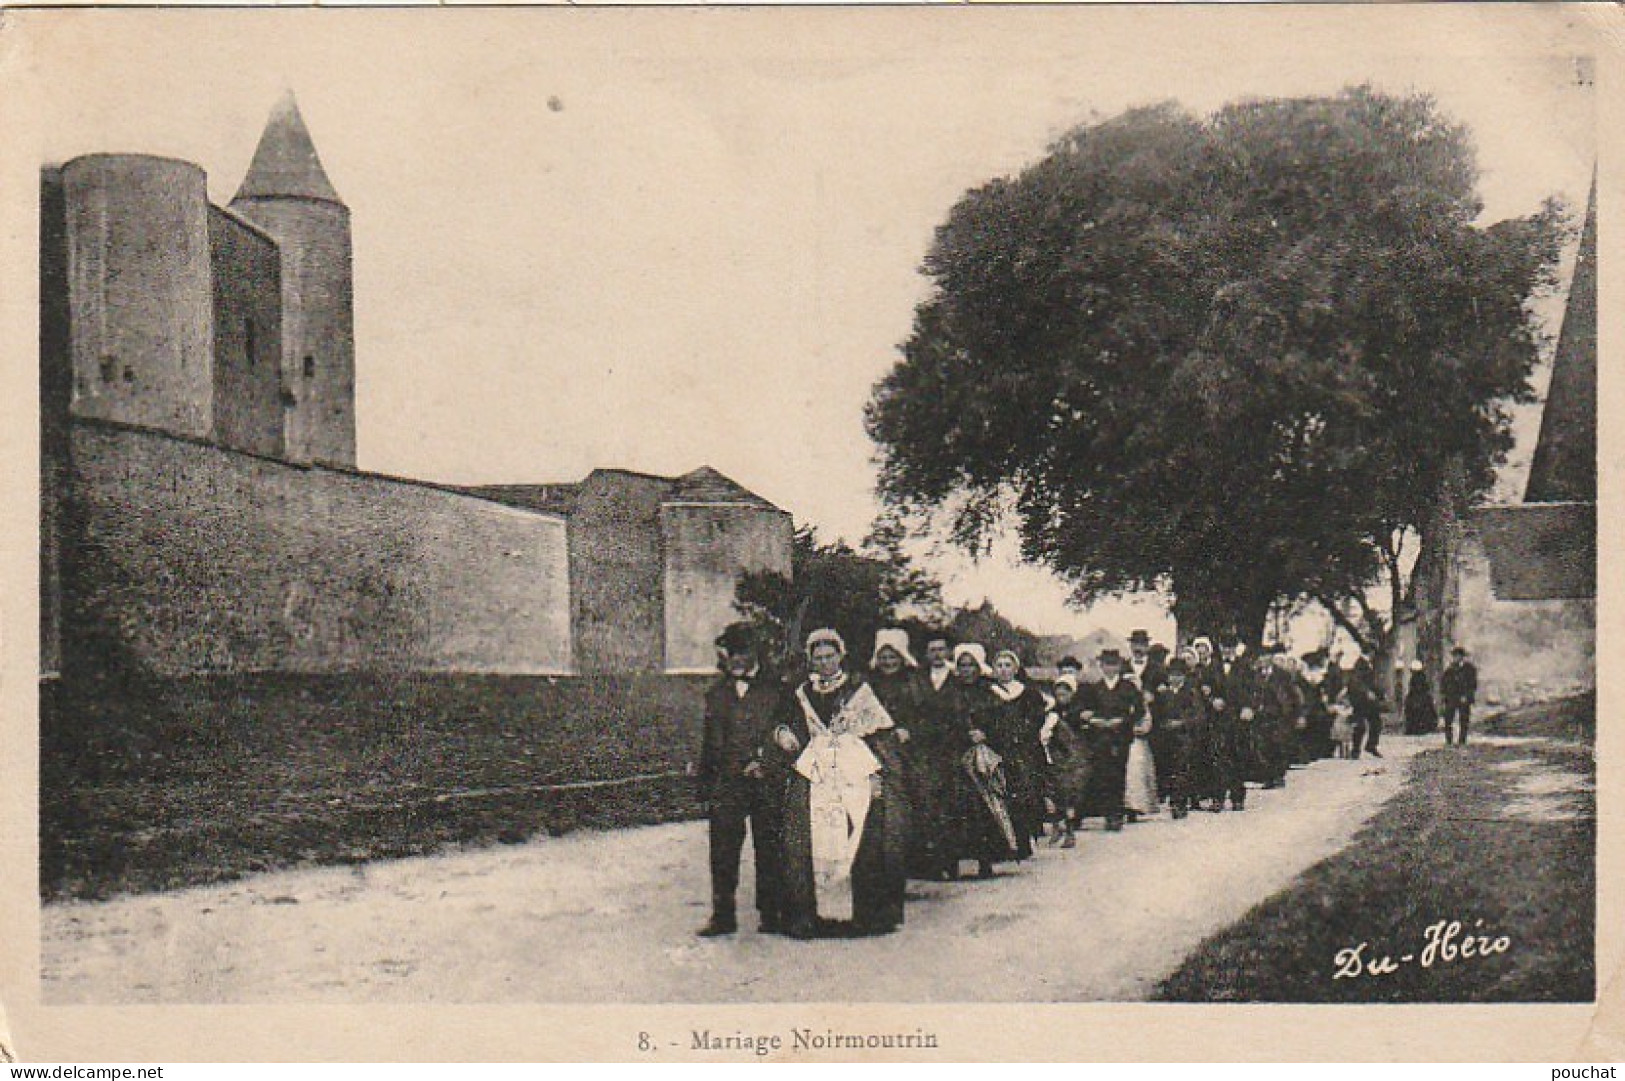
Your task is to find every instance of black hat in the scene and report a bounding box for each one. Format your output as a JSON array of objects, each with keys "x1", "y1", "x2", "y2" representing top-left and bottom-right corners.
[
  {"x1": 1451, "y1": 646, "x2": 1468, "y2": 657},
  {"x1": 714, "y1": 622, "x2": 761, "y2": 655},
  {"x1": 1168, "y1": 657, "x2": 1190, "y2": 674},
  {"x1": 1129, "y1": 629, "x2": 1151, "y2": 646},
  {"x1": 1303, "y1": 648, "x2": 1329, "y2": 664},
  {"x1": 1057, "y1": 655, "x2": 1083, "y2": 670},
  {"x1": 1098, "y1": 648, "x2": 1124, "y2": 665}
]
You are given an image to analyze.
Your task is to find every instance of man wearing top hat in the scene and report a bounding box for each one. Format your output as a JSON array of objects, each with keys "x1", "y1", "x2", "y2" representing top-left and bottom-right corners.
[
  {"x1": 1077, "y1": 648, "x2": 1143, "y2": 831},
  {"x1": 695, "y1": 621, "x2": 797, "y2": 937},
  {"x1": 1441, "y1": 646, "x2": 1479, "y2": 746},
  {"x1": 1126, "y1": 629, "x2": 1165, "y2": 695},
  {"x1": 1200, "y1": 632, "x2": 1257, "y2": 811}
]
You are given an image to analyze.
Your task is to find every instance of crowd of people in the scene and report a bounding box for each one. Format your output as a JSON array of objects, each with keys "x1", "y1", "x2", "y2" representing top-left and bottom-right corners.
[{"x1": 693, "y1": 620, "x2": 1476, "y2": 942}]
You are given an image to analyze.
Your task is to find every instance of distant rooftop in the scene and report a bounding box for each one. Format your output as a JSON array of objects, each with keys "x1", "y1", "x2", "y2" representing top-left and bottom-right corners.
[{"x1": 468, "y1": 466, "x2": 780, "y2": 517}]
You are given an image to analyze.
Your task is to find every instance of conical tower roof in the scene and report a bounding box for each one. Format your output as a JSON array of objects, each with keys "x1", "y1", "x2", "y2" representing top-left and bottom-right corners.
[
  {"x1": 1525, "y1": 173, "x2": 1596, "y2": 504},
  {"x1": 233, "y1": 92, "x2": 344, "y2": 205}
]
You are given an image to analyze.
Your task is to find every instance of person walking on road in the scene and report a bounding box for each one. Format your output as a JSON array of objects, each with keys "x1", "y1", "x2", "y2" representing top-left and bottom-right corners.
[
  {"x1": 1441, "y1": 646, "x2": 1479, "y2": 746},
  {"x1": 1347, "y1": 656, "x2": 1384, "y2": 760}
]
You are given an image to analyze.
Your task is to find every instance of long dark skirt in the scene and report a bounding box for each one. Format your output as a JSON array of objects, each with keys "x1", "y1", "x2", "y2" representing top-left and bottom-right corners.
[
  {"x1": 950, "y1": 758, "x2": 1021, "y2": 866},
  {"x1": 781, "y1": 772, "x2": 909, "y2": 936},
  {"x1": 1192, "y1": 717, "x2": 1244, "y2": 803},
  {"x1": 904, "y1": 743, "x2": 959, "y2": 878},
  {"x1": 1234, "y1": 715, "x2": 1275, "y2": 784},
  {"x1": 1251, "y1": 714, "x2": 1294, "y2": 783},
  {"x1": 1047, "y1": 756, "x2": 1093, "y2": 814},
  {"x1": 1297, "y1": 710, "x2": 1331, "y2": 763},
  {"x1": 1404, "y1": 694, "x2": 1439, "y2": 735},
  {"x1": 1151, "y1": 728, "x2": 1175, "y2": 800},
  {"x1": 1077, "y1": 752, "x2": 1128, "y2": 821},
  {"x1": 1000, "y1": 751, "x2": 1043, "y2": 853},
  {"x1": 1159, "y1": 725, "x2": 1197, "y2": 810}
]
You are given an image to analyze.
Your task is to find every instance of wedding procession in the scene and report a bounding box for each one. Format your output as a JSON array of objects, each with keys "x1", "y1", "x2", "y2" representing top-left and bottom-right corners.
[{"x1": 695, "y1": 620, "x2": 1479, "y2": 941}]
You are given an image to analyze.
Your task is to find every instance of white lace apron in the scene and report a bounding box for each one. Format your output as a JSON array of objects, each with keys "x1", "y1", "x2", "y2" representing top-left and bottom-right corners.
[{"x1": 794, "y1": 680, "x2": 893, "y2": 921}]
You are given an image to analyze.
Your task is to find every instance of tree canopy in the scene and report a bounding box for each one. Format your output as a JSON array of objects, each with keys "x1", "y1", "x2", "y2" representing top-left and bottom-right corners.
[
  {"x1": 733, "y1": 519, "x2": 1045, "y2": 675},
  {"x1": 866, "y1": 86, "x2": 1568, "y2": 646},
  {"x1": 733, "y1": 522, "x2": 946, "y2": 676}
]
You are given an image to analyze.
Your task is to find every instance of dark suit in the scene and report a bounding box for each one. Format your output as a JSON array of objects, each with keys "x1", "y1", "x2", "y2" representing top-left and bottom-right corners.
[
  {"x1": 1078, "y1": 677, "x2": 1143, "y2": 826},
  {"x1": 1441, "y1": 660, "x2": 1478, "y2": 745},
  {"x1": 1255, "y1": 662, "x2": 1303, "y2": 786},
  {"x1": 1346, "y1": 666, "x2": 1384, "y2": 758},
  {"x1": 1200, "y1": 660, "x2": 1254, "y2": 809},
  {"x1": 697, "y1": 673, "x2": 794, "y2": 927}
]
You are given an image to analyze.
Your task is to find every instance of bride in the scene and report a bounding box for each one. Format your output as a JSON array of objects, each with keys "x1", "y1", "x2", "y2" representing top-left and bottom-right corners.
[{"x1": 779, "y1": 628, "x2": 910, "y2": 939}]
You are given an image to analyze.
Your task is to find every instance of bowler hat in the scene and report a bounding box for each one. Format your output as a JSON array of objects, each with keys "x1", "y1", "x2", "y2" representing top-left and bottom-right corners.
[
  {"x1": 1129, "y1": 629, "x2": 1151, "y2": 646},
  {"x1": 1098, "y1": 648, "x2": 1124, "y2": 665},
  {"x1": 715, "y1": 622, "x2": 760, "y2": 655}
]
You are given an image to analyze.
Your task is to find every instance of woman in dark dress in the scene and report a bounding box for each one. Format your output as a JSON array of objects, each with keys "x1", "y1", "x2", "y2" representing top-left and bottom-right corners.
[
  {"x1": 1298, "y1": 650, "x2": 1335, "y2": 762},
  {"x1": 940, "y1": 643, "x2": 1019, "y2": 879},
  {"x1": 1403, "y1": 660, "x2": 1439, "y2": 736},
  {"x1": 866, "y1": 628, "x2": 944, "y2": 881},
  {"x1": 780, "y1": 628, "x2": 909, "y2": 938},
  {"x1": 985, "y1": 649, "x2": 1046, "y2": 854}
]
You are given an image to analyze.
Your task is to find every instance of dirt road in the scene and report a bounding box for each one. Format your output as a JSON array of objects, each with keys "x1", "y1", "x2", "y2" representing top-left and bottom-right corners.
[{"x1": 43, "y1": 740, "x2": 1421, "y2": 1003}]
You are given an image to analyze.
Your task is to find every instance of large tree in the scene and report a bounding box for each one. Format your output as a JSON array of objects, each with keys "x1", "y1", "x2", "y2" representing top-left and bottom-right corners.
[{"x1": 866, "y1": 87, "x2": 1568, "y2": 649}]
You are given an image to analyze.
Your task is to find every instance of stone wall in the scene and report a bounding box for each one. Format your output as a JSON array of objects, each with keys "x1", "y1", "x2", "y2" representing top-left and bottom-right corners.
[
  {"x1": 567, "y1": 471, "x2": 671, "y2": 673},
  {"x1": 207, "y1": 207, "x2": 284, "y2": 458},
  {"x1": 660, "y1": 503, "x2": 794, "y2": 672},
  {"x1": 63, "y1": 419, "x2": 572, "y2": 676}
]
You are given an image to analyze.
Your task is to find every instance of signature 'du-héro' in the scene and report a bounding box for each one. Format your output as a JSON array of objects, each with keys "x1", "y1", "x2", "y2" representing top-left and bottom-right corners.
[{"x1": 1332, "y1": 919, "x2": 1512, "y2": 979}]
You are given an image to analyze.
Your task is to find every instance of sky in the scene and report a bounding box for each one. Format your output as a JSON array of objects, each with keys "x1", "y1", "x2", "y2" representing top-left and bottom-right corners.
[{"x1": 10, "y1": 6, "x2": 1599, "y2": 643}]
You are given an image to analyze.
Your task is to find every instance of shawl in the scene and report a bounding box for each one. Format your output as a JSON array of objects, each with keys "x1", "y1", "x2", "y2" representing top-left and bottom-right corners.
[
  {"x1": 962, "y1": 743, "x2": 1019, "y2": 855},
  {"x1": 989, "y1": 679, "x2": 1026, "y2": 703},
  {"x1": 793, "y1": 680, "x2": 895, "y2": 920}
]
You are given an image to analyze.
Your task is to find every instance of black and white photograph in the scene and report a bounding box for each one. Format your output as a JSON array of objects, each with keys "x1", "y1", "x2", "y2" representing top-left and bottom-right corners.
[{"x1": 0, "y1": 2, "x2": 1614, "y2": 1062}]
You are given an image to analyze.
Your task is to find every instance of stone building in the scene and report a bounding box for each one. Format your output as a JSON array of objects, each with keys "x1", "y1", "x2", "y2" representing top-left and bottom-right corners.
[
  {"x1": 474, "y1": 468, "x2": 793, "y2": 674},
  {"x1": 40, "y1": 94, "x2": 790, "y2": 681}
]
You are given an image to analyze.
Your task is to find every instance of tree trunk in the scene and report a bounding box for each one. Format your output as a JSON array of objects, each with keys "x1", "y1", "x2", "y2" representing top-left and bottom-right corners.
[
  {"x1": 1235, "y1": 593, "x2": 1275, "y2": 652},
  {"x1": 1171, "y1": 588, "x2": 1274, "y2": 649}
]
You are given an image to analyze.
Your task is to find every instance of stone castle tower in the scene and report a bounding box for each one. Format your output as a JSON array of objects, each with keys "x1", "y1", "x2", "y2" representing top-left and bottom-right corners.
[
  {"x1": 231, "y1": 93, "x2": 357, "y2": 466},
  {"x1": 44, "y1": 92, "x2": 356, "y2": 468}
]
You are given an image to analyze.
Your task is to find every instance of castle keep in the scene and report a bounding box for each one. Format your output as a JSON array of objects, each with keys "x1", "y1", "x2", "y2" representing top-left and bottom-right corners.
[{"x1": 41, "y1": 95, "x2": 792, "y2": 680}]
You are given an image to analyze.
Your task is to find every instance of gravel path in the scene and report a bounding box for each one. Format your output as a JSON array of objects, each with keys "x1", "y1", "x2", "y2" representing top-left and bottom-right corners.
[{"x1": 42, "y1": 738, "x2": 1424, "y2": 1003}]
